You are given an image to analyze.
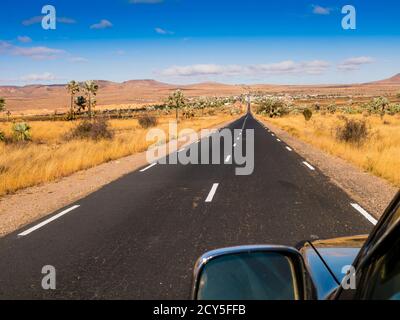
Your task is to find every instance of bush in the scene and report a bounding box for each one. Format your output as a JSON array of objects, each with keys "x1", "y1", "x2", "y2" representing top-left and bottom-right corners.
[
  {"x1": 70, "y1": 118, "x2": 113, "y2": 140},
  {"x1": 327, "y1": 103, "x2": 337, "y2": 114},
  {"x1": 367, "y1": 97, "x2": 389, "y2": 115},
  {"x1": 387, "y1": 103, "x2": 400, "y2": 115},
  {"x1": 336, "y1": 118, "x2": 368, "y2": 145},
  {"x1": 138, "y1": 115, "x2": 158, "y2": 128},
  {"x1": 303, "y1": 108, "x2": 313, "y2": 121},
  {"x1": 256, "y1": 97, "x2": 290, "y2": 118},
  {"x1": 314, "y1": 102, "x2": 321, "y2": 111},
  {"x1": 12, "y1": 122, "x2": 31, "y2": 142},
  {"x1": 0, "y1": 131, "x2": 4, "y2": 142}
]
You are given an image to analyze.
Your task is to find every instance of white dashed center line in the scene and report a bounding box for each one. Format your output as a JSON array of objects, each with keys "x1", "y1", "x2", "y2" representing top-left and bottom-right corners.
[
  {"x1": 233, "y1": 143, "x2": 237, "y2": 147},
  {"x1": 18, "y1": 205, "x2": 80, "y2": 237},
  {"x1": 286, "y1": 146, "x2": 293, "y2": 151},
  {"x1": 351, "y1": 203, "x2": 378, "y2": 225},
  {"x1": 205, "y1": 183, "x2": 219, "y2": 203},
  {"x1": 225, "y1": 155, "x2": 231, "y2": 163},
  {"x1": 277, "y1": 139, "x2": 281, "y2": 142},
  {"x1": 302, "y1": 161, "x2": 315, "y2": 171},
  {"x1": 140, "y1": 163, "x2": 157, "y2": 172}
]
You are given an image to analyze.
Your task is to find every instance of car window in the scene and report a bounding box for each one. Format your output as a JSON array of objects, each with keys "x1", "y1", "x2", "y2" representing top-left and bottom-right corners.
[{"x1": 357, "y1": 234, "x2": 400, "y2": 300}]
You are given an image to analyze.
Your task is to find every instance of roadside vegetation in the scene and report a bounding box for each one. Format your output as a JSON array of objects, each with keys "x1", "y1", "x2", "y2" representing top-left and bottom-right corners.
[
  {"x1": 0, "y1": 88, "x2": 242, "y2": 197},
  {"x1": 255, "y1": 95, "x2": 400, "y2": 187}
]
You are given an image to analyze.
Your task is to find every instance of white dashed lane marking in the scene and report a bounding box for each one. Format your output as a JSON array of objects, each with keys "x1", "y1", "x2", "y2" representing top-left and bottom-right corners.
[
  {"x1": 18, "y1": 205, "x2": 81, "y2": 237},
  {"x1": 351, "y1": 203, "x2": 378, "y2": 225},
  {"x1": 205, "y1": 183, "x2": 219, "y2": 203},
  {"x1": 302, "y1": 161, "x2": 315, "y2": 171},
  {"x1": 140, "y1": 163, "x2": 157, "y2": 172}
]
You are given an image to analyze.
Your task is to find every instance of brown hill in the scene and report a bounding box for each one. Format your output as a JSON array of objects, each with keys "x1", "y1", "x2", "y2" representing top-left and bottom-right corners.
[
  {"x1": 1, "y1": 74, "x2": 399, "y2": 114},
  {"x1": 368, "y1": 73, "x2": 400, "y2": 85}
]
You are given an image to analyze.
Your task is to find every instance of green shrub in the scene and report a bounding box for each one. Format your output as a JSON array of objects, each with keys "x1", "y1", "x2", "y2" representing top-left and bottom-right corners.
[
  {"x1": 327, "y1": 103, "x2": 337, "y2": 114},
  {"x1": 70, "y1": 118, "x2": 113, "y2": 140},
  {"x1": 336, "y1": 118, "x2": 368, "y2": 145},
  {"x1": 343, "y1": 106, "x2": 359, "y2": 114},
  {"x1": 0, "y1": 97, "x2": 5, "y2": 112},
  {"x1": 183, "y1": 109, "x2": 195, "y2": 119},
  {"x1": 302, "y1": 108, "x2": 313, "y2": 121},
  {"x1": 256, "y1": 97, "x2": 290, "y2": 118},
  {"x1": 12, "y1": 122, "x2": 31, "y2": 142},
  {"x1": 138, "y1": 115, "x2": 158, "y2": 128},
  {"x1": 386, "y1": 103, "x2": 400, "y2": 115},
  {"x1": 0, "y1": 131, "x2": 4, "y2": 142},
  {"x1": 367, "y1": 97, "x2": 389, "y2": 115}
]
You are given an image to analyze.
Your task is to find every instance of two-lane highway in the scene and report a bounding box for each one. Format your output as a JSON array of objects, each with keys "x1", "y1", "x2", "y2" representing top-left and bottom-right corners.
[{"x1": 0, "y1": 113, "x2": 374, "y2": 299}]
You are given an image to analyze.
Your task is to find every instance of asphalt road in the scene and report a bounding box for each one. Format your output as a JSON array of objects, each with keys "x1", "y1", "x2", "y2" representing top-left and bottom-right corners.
[{"x1": 0, "y1": 113, "x2": 374, "y2": 299}]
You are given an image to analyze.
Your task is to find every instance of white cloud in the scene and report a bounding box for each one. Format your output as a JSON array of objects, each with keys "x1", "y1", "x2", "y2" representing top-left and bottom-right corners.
[
  {"x1": 22, "y1": 16, "x2": 76, "y2": 26},
  {"x1": 20, "y1": 72, "x2": 57, "y2": 81},
  {"x1": 57, "y1": 17, "x2": 77, "y2": 24},
  {"x1": 22, "y1": 16, "x2": 43, "y2": 26},
  {"x1": 155, "y1": 27, "x2": 174, "y2": 35},
  {"x1": 0, "y1": 40, "x2": 65, "y2": 60},
  {"x1": 17, "y1": 36, "x2": 32, "y2": 43},
  {"x1": 161, "y1": 60, "x2": 331, "y2": 77},
  {"x1": 338, "y1": 56, "x2": 375, "y2": 71},
  {"x1": 69, "y1": 57, "x2": 88, "y2": 63},
  {"x1": 13, "y1": 46, "x2": 65, "y2": 60},
  {"x1": 312, "y1": 5, "x2": 332, "y2": 15},
  {"x1": 115, "y1": 50, "x2": 126, "y2": 56},
  {"x1": 90, "y1": 19, "x2": 113, "y2": 29}
]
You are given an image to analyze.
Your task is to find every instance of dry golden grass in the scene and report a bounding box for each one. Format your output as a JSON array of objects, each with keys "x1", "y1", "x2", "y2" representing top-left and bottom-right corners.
[
  {"x1": 258, "y1": 113, "x2": 400, "y2": 187},
  {"x1": 0, "y1": 113, "x2": 236, "y2": 196}
]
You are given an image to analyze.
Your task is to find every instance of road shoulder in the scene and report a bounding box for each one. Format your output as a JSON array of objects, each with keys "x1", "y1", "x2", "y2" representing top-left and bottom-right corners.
[{"x1": 257, "y1": 117, "x2": 397, "y2": 218}]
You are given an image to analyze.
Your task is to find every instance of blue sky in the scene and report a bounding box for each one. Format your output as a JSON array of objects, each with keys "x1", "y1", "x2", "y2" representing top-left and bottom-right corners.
[{"x1": 0, "y1": 0, "x2": 399, "y2": 85}]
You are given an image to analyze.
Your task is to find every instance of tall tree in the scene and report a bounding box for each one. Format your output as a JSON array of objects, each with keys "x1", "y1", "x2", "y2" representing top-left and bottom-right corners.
[
  {"x1": 66, "y1": 81, "x2": 80, "y2": 118},
  {"x1": 167, "y1": 89, "x2": 186, "y2": 123},
  {"x1": 83, "y1": 80, "x2": 99, "y2": 119}
]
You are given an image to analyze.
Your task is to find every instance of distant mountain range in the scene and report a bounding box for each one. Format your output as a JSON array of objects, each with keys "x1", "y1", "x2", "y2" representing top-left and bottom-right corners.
[
  {"x1": 366, "y1": 73, "x2": 400, "y2": 85},
  {"x1": 1, "y1": 75, "x2": 399, "y2": 113}
]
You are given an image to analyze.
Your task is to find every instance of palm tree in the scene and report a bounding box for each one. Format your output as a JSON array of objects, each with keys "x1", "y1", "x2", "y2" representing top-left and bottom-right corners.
[
  {"x1": 167, "y1": 89, "x2": 187, "y2": 123},
  {"x1": 66, "y1": 81, "x2": 80, "y2": 118},
  {"x1": 83, "y1": 81, "x2": 99, "y2": 119}
]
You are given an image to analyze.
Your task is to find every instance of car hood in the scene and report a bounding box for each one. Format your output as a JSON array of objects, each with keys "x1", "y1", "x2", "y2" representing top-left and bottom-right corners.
[{"x1": 300, "y1": 235, "x2": 368, "y2": 299}]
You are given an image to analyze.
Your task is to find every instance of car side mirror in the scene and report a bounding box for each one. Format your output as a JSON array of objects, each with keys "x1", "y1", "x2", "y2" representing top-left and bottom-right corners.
[{"x1": 192, "y1": 245, "x2": 316, "y2": 300}]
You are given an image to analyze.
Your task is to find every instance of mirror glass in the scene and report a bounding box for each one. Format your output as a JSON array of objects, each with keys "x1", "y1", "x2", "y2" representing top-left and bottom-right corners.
[{"x1": 197, "y1": 252, "x2": 299, "y2": 300}]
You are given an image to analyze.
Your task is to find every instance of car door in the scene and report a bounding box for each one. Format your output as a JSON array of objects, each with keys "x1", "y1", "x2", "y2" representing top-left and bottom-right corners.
[{"x1": 333, "y1": 191, "x2": 400, "y2": 300}]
